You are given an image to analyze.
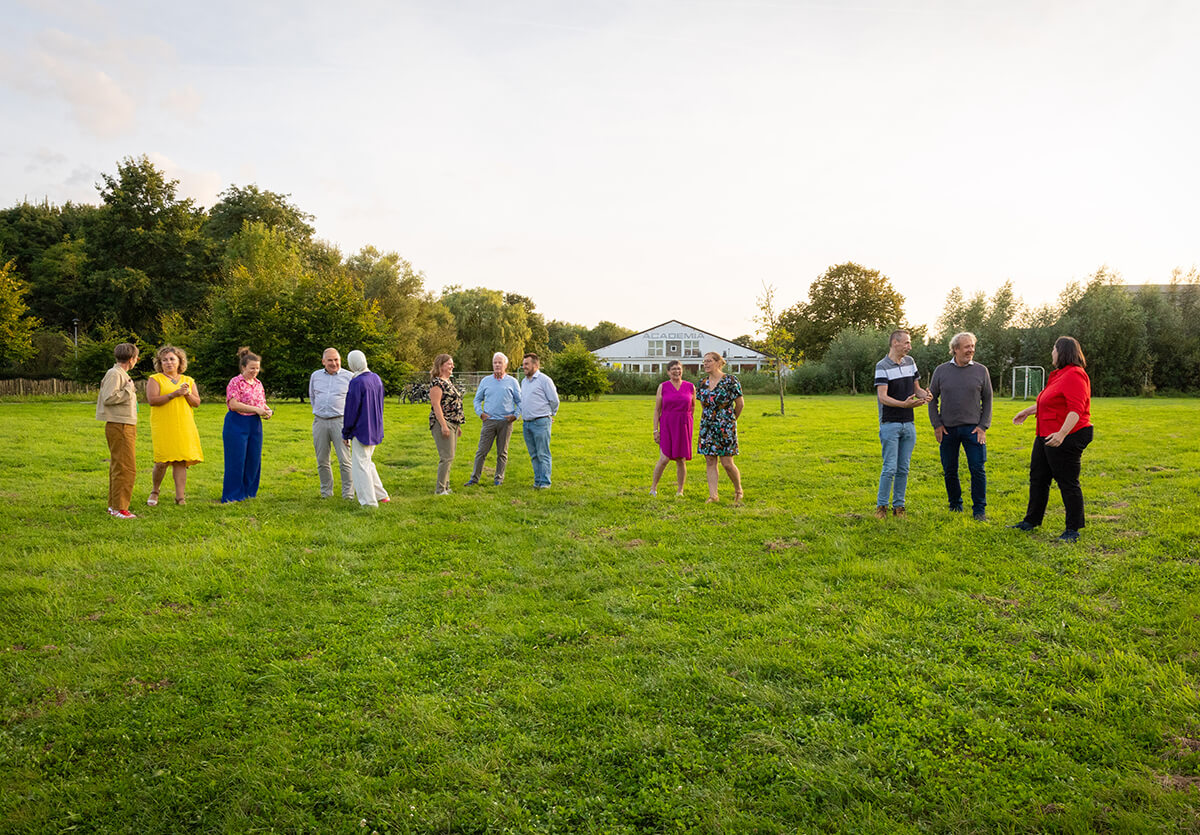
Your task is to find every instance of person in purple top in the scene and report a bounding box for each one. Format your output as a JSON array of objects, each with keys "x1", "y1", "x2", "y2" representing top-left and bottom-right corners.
[
  {"x1": 650, "y1": 359, "x2": 695, "y2": 497},
  {"x1": 341, "y1": 350, "x2": 390, "y2": 507}
]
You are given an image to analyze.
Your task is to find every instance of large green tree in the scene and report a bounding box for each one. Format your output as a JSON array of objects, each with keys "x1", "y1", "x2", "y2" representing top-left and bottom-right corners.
[
  {"x1": 585, "y1": 321, "x2": 635, "y2": 350},
  {"x1": 346, "y1": 246, "x2": 459, "y2": 376},
  {"x1": 1131, "y1": 271, "x2": 1200, "y2": 393},
  {"x1": 781, "y1": 262, "x2": 907, "y2": 361},
  {"x1": 822, "y1": 327, "x2": 890, "y2": 395},
  {"x1": 0, "y1": 202, "x2": 100, "y2": 330},
  {"x1": 547, "y1": 320, "x2": 589, "y2": 352},
  {"x1": 205, "y1": 184, "x2": 315, "y2": 245},
  {"x1": 1057, "y1": 269, "x2": 1150, "y2": 395},
  {"x1": 0, "y1": 259, "x2": 41, "y2": 368},
  {"x1": 934, "y1": 281, "x2": 1024, "y2": 394},
  {"x1": 441, "y1": 287, "x2": 531, "y2": 371},
  {"x1": 195, "y1": 223, "x2": 396, "y2": 397},
  {"x1": 505, "y1": 293, "x2": 550, "y2": 359},
  {"x1": 85, "y1": 156, "x2": 216, "y2": 336},
  {"x1": 28, "y1": 237, "x2": 89, "y2": 331}
]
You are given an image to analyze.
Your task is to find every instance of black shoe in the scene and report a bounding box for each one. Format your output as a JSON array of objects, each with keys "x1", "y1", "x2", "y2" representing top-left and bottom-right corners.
[
  {"x1": 973, "y1": 512, "x2": 987, "y2": 522},
  {"x1": 1009, "y1": 521, "x2": 1036, "y2": 531},
  {"x1": 1057, "y1": 530, "x2": 1079, "y2": 543},
  {"x1": 949, "y1": 506, "x2": 964, "y2": 513}
]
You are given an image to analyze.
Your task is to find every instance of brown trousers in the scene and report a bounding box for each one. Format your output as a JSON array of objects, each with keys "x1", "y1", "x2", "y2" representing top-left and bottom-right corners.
[{"x1": 105, "y1": 422, "x2": 137, "y2": 511}]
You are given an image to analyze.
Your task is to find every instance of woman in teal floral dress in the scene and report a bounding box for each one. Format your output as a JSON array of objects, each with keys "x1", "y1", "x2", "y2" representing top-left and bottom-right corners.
[{"x1": 697, "y1": 351, "x2": 745, "y2": 504}]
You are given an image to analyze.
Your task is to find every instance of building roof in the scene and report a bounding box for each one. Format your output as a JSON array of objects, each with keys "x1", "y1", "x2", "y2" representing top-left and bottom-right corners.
[{"x1": 592, "y1": 319, "x2": 771, "y2": 358}]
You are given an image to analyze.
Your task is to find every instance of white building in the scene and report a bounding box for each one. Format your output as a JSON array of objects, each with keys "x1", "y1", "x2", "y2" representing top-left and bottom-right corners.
[{"x1": 592, "y1": 320, "x2": 771, "y2": 375}]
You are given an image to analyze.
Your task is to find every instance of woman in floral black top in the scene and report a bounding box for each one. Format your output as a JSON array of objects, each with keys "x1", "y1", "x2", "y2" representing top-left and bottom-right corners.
[
  {"x1": 697, "y1": 351, "x2": 745, "y2": 504},
  {"x1": 429, "y1": 353, "x2": 465, "y2": 495}
]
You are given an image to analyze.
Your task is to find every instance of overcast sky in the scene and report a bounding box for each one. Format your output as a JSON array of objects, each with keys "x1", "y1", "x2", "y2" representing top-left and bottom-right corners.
[{"x1": 3, "y1": 0, "x2": 1198, "y2": 338}]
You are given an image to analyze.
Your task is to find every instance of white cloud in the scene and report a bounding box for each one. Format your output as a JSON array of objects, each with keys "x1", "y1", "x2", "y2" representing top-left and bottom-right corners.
[
  {"x1": 37, "y1": 58, "x2": 137, "y2": 137},
  {"x1": 7, "y1": 27, "x2": 178, "y2": 138}
]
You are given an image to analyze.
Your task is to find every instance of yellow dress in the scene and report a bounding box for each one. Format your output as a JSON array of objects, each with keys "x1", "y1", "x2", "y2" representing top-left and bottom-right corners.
[{"x1": 149, "y1": 373, "x2": 204, "y2": 464}]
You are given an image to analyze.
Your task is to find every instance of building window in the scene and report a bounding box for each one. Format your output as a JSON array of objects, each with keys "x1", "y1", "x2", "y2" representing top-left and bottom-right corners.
[
  {"x1": 683, "y1": 340, "x2": 700, "y2": 357},
  {"x1": 647, "y1": 340, "x2": 664, "y2": 357}
]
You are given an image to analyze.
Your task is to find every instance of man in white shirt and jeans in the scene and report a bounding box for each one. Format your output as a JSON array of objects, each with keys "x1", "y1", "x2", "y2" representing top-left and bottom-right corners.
[{"x1": 309, "y1": 348, "x2": 354, "y2": 499}]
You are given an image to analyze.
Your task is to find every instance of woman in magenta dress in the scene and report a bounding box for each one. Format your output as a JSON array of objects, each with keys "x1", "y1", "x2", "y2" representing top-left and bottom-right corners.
[{"x1": 650, "y1": 360, "x2": 695, "y2": 496}]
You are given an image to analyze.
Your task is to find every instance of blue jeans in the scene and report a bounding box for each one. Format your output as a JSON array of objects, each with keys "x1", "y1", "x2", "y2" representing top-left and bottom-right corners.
[
  {"x1": 222, "y1": 411, "x2": 262, "y2": 503},
  {"x1": 939, "y1": 424, "x2": 987, "y2": 513},
  {"x1": 522, "y1": 417, "x2": 553, "y2": 487},
  {"x1": 877, "y1": 421, "x2": 916, "y2": 508}
]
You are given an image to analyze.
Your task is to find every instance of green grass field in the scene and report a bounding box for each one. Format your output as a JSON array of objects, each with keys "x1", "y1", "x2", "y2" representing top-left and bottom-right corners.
[{"x1": 1, "y1": 394, "x2": 1198, "y2": 833}]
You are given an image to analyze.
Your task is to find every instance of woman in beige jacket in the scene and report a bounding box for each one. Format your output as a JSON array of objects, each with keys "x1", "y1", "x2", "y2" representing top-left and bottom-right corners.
[{"x1": 96, "y1": 342, "x2": 141, "y2": 518}]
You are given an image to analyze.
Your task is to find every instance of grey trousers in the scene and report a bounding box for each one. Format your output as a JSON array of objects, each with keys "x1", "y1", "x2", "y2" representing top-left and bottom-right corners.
[
  {"x1": 313, "y1": 416, "x2": 353, "y2": 498},
  {"x1": 470, "y1": 418, "x2": 514, "y2": 483},
  {"x1": 431, "y1": 424, "x2": 461, "y2": 493}
]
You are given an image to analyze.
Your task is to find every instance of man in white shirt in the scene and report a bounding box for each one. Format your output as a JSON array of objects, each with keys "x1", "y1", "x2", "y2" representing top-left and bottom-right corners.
[{"x1": 309, "y1": 348, "x2": 354, "y2": 499}]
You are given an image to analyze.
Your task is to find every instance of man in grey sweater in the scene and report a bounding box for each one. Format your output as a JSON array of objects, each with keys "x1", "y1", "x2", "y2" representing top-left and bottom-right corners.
[{"x1": 927, "y1": 332, "x2": 993, "y2": 520}]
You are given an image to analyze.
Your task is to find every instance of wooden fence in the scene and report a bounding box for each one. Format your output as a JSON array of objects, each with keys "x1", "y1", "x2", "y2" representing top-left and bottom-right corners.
[{"x1": 0, "y1": 378, "x2": 99, "y2": 396}]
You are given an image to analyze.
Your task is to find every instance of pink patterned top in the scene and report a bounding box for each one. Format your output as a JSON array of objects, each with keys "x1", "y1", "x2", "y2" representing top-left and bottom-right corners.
[{"x1": 226, "y1": 375, "x2": 266, "y2": 410}]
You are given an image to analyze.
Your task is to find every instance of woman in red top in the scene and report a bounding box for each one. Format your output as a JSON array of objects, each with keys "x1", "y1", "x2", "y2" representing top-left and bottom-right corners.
[{"x1": 1011, "y1": 336, "x2": 1093, "y2": 542}]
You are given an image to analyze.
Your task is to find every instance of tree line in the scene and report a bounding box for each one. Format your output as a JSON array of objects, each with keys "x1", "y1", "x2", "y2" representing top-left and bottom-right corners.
[
  {"x1": 740, "y1": 262, "x2": 1200, "y2": 397},
  {"x1": 4, "y1": 156, "x2": 1196, "y2": 399},
  {"x1": 0, "y1": 156, "x2": 636, "y2": 398}
]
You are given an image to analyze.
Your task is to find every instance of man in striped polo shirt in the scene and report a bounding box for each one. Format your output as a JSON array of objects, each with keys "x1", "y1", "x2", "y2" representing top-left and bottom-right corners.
[{"x1": 874, "y1": 329, "x2": 931, "y2": 518}]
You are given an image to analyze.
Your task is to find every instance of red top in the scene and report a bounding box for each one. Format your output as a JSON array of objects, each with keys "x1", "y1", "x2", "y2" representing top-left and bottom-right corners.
[{"x1": 1036, "y1": 365, "x2": 1091, "y2": 437}]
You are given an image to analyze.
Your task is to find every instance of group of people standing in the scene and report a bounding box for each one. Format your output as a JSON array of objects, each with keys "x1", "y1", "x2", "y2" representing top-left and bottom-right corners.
[
  {"x1": 97, "y1": 342, "x2": 205, "y2": 518},
  {"x1": 649, "y1": 352, "x2": 745, "y2": 503},
  {"x1": 641, "y1": 332, "x2": 1094, "y2": 540},
  {"x1": 310, "y1": 348, "x2": 559, "y2": 499},
  {"x1": 97, "y1": 343, "x2": 387, "y2": 514},
  {"x1": 308, "y1": 347, "x2": 392, "y2": 507},
  {"x1": 431, "y1": 351, "x2": 559, "y2": 493},
  {"x1": 98, "y1": 333, "x2": 1095, "y2": 539},
  {"x1": 873, "y1": 329, "x2": 1094, "y2": 542}
]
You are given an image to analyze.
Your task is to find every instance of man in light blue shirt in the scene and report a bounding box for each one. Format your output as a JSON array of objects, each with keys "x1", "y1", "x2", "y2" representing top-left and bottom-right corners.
[
  {"x1": 466, "y1": 352, "x2": 521, "y2": 486},
  {"x1": 519, "y1": 352, "x2": 560, "y2": 489},
  {"x1": 309, "y1": 348, "x2": 354, "y2": 499}
]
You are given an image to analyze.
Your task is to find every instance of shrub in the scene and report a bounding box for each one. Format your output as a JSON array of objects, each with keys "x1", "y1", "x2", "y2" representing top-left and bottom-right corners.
[
  {"x1": 604, "y1": 369, "x2": 661, "y2": 395},
  {"x1": 546, "y1": 338, "x2": 611, "y2": 401},
  {"x1": 789, "y1": 362, "x2": 838, "y2": 394}
]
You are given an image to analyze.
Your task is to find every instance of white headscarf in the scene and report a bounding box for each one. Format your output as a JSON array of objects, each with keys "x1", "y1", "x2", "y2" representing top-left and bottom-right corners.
[{"x1": 347, "y1": 350, "x2": 369, "y2": 378}]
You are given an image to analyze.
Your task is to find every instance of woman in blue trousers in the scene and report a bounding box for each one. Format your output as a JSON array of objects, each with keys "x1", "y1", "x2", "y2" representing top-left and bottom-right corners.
[{"x1": 222, "y1": 347, "x2": 274, "y2": 502}]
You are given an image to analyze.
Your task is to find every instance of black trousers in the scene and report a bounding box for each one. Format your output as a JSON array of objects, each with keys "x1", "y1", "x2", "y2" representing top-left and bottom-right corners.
[{"x1": 1023, "y1": 425, "x2": 1093, "y2": 531}]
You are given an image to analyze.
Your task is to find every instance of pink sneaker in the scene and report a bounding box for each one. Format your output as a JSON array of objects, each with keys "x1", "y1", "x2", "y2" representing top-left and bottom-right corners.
[
  {"x1": 114, "y1": 509, "x2": 137, "y2": 519},
  {"x1": 379, "y1": 497, "x2": 391, "y2": 504}
]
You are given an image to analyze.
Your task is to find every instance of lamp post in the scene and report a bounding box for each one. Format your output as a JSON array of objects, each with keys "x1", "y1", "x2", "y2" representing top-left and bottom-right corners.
[{"x1": 72, "y1": 319, "x2": 78, "y2": 359}]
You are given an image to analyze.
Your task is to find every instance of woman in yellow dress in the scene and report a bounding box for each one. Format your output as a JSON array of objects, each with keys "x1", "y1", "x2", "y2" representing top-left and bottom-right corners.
[{"x1": 146, "y1": 345, "x2": 203, "y2": 505}]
